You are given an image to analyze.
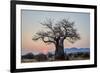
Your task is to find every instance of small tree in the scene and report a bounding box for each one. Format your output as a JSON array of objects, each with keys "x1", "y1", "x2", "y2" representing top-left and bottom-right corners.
[{"x1": 32, "y1": 19, "x2": 80, "y2": 60}]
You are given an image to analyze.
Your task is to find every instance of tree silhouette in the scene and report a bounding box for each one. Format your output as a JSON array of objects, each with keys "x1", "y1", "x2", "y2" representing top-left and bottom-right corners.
[
  {"x1": 22, "y1": 53, "x2": 34, "y2": 59},
  {"x1": 32, "y1": 18, "x2": 80, "y2": 60}
]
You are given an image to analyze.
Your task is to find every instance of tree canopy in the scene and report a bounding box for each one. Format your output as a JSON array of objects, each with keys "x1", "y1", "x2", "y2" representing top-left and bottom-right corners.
[{"x1": 32, "y1": 18, "x2": 80, "y2": 44}]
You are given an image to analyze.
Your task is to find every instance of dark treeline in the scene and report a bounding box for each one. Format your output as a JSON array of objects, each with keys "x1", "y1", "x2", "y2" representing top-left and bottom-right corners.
[{"x1": 21, "y1": 51, "x2": 90, "y2": 63}]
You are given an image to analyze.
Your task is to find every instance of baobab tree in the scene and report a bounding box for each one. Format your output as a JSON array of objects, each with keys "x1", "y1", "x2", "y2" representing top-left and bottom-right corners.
[{"x1": 32, "y1": 18, "x2": 80, "y2": 60}]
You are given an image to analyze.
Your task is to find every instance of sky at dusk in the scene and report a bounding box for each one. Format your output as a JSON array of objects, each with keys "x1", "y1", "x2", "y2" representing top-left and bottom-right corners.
[{"x1": 21, "y1": 10, "x2": 90, "y2": 55}]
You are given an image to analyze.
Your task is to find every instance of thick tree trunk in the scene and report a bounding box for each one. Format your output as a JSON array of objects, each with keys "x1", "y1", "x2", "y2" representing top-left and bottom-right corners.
[{"x1": 55, "y1": 37, "x2": 65, "y2": 60}]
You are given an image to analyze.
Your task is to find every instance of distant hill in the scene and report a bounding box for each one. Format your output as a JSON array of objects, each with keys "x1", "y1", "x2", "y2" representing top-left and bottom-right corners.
[
  {"x1": 22, "y1": 48, "x2": 90, "y2": 56},
  {"x1": 64, "y1": 48, "x2": 90, "y2": 54}
]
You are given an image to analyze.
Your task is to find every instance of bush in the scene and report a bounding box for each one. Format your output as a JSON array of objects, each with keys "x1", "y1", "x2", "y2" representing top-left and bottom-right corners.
[
  {"x1": 22, "y1": 53, "x2": 34, "y2": 59},
  {"x1": 34, "y1": 53, "x2": 47, "y2": 61}
]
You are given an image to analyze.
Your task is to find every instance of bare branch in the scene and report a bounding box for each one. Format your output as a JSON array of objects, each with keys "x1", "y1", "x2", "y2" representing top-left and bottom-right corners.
[
  {"x1": 55, "y1": 19, "x2": 80, "y2": 43},
  {"x1": 32, "y1": 18, "x2": 80, "y2": 44},
  {"x1": 41, "y1": 19, "x2": 53, "y2": 31},
  {"x1": 32, "y1": 30, "x2": 55, "y2": 44},
  {"x1": 32, "y1": 34, "x2": 42, "y2": 41},
  {"x1": 41, "y1": 37, "x2": 55, "y2": 44}
]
